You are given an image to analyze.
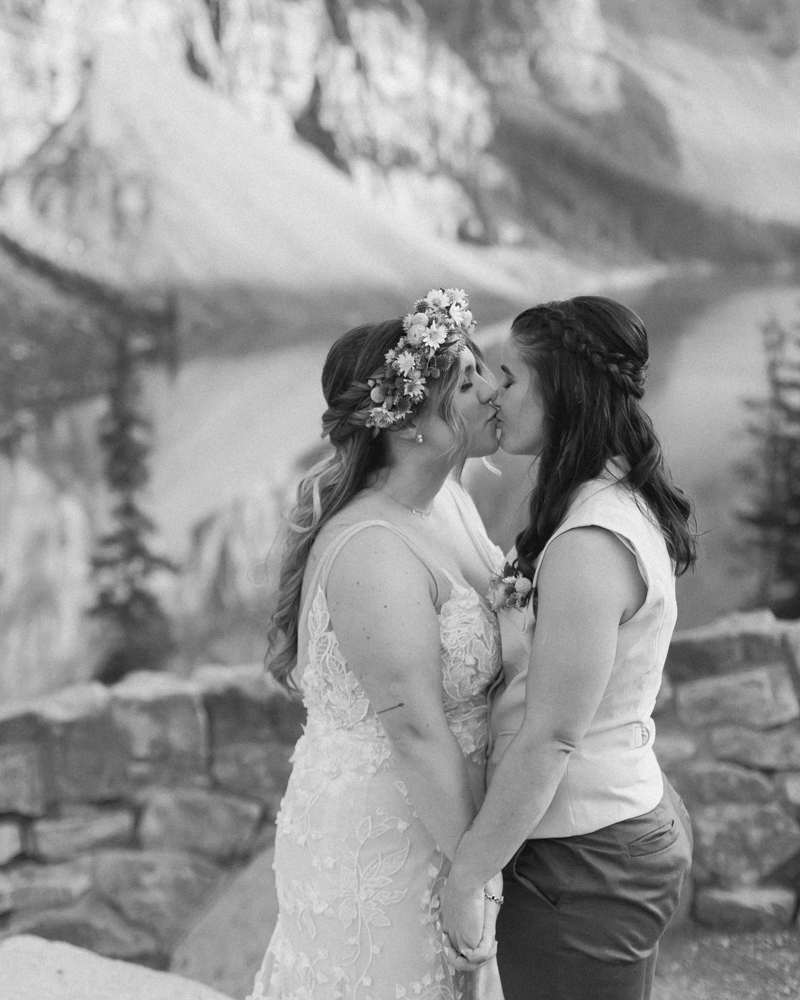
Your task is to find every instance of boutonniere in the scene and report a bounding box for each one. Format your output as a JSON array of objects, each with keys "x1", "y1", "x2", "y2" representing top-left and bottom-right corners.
[{"x1": 487, "y1": 564, "x2": 533, "y2": 612}]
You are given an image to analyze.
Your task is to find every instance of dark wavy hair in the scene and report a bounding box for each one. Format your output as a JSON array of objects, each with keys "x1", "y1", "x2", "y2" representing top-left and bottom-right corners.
[
  {"x1": 267, "y1": 318, "x2": 487, "y2": 689},
  {"x1": 510, "y1": 295, "x2": 697, "y2": 583}
]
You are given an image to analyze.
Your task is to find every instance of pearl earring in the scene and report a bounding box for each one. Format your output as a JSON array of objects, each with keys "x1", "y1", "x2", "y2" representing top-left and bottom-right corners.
[{"x1": 415, "y1": 433, "x2": 424, "y2": 444}]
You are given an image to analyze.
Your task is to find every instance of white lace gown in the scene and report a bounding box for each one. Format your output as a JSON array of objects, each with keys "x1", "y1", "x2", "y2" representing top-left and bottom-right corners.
[{"x1": 248, "y1": 516, "x2": 502, "y2": 1000}]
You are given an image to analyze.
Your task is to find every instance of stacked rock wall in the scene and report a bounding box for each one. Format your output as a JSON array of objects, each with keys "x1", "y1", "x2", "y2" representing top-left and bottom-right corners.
[
  {"x1": 657, "y1": 609, "x2": 800, "y2": 931},
  {"x1": 0, "y1": 666, "x2": 303, "y2": 968},
  {"x1": 2, "y1": 608, "x2": 800, "y2": 972}
]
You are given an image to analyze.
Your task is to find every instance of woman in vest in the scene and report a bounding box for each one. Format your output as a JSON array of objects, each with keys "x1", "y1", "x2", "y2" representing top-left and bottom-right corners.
[{"x1": 441, "y1": 296, "x2": 696, "y2": 999}]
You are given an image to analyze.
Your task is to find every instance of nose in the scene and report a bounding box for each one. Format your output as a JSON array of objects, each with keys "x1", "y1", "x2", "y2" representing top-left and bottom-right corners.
[{"x1": 477, "y1": 379, "x2": 497, "y2": 406}]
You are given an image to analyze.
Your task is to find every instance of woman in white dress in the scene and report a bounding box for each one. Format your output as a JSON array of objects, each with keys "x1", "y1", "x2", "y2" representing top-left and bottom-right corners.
[{"x1": 248, "y1": 290, "x2": 504, "y2": 1000}]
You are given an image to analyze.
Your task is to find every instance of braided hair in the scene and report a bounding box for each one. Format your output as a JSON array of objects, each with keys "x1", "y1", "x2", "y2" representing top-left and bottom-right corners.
[
  {"x1": 511, "y1": 295, "x2": 696, "y2": 582},
  {"x1": 267, "y1": 318, "x2": 485, "y2": 689}
]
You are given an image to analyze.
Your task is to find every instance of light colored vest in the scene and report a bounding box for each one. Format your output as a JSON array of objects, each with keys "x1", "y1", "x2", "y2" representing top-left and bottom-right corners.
[{"x1": 488, "y1": 463, "x2": 676, "y2": 837}]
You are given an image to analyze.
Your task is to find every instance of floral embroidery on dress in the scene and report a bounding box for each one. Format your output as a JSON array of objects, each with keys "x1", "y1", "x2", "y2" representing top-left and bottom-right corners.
[{"x1": 247, "y1": 568, "x2": 500, "y2": 1000}]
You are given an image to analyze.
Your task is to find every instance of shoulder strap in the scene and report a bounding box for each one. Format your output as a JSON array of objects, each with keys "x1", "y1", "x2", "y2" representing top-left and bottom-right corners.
[{"x1": 301, "y1": 519, "x2": 442, "y2": 620}]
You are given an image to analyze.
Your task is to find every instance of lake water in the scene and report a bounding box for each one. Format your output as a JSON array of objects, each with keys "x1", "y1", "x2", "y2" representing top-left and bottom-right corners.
[{"x1": 474, "y1": 270, "x2": 800, "y2": 630}]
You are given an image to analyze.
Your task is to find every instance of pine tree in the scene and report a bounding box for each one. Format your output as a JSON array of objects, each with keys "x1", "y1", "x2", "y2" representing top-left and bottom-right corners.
[
  {"x1": 89, "y1": 328, "x2": 177, "y2": 683},
  {"x1": 739, "y1": 309, "x2": 800, "y2": 617}
]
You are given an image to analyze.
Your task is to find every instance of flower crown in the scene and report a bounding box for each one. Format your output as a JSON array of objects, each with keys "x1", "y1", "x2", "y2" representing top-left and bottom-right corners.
[{"x1": 365, "y1": 288, "x2": 476, "y2": 430}]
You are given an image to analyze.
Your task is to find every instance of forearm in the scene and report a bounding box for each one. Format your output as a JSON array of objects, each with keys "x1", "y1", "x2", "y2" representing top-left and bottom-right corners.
[
  {"x1": 451, "y1": 732, "x2": 572, "y2": 886},
  {"x1": 390, "y1": 730, "x2": 478, "y2": 860}
]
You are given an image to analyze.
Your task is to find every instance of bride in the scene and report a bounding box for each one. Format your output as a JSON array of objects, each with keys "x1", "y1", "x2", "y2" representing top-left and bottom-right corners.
[{"x1": 248, "y1": 290, "x2": 504, "y2": 999}]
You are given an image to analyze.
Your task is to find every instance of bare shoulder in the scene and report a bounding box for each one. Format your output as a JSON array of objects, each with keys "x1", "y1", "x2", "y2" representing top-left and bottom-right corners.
[
  {"x1": 326, "y1": 523, "x2": 433, "y2": 600},
  {"x1": 539, "y1": 526, "x2": 640, "y2": 591}
]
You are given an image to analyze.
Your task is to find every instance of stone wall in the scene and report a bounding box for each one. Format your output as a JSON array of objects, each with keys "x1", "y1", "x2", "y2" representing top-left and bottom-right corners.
[
  {"x1": 0, "y1": 665, "x2": 303, "y2": 969},
  {"x1": 2, "y1": 608, "x2": 800, "y2": 974},
  {"x1": 658, "y1": 609, "x2": 800, "y2": 931}
]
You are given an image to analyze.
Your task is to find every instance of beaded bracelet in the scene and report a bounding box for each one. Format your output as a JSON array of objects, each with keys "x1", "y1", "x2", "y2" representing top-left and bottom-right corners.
[{"x1": 484, "y1": 891, "x2": 504, "y2": 906}]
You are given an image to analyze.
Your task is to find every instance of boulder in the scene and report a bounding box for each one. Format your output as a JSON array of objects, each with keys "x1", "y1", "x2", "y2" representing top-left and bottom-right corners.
[
  {"x1": 193, "y1": 663, "x2": 304, "y2": 748},
  {"x1": 0, "y1": 708, "x2": 50, "y2": 815},
  {"x1": 776, "y1": 772, "x2": 800, "y2": 811},
  {"x1": 7, "y1": 857, "x2": 93, "y2": 911},
  {"x1": 0, "y1": 872, "x2": 12, "y2": 915},
  {"x1": 711, "y1": 723, "x2": 800, "y2": 770},
  {"x1": 0, "y1": 821, "x2": 23, "y2": 865},
  {"x1": 92, "y1": 849, "x2": 223, "y2": 949},
  {"x1": 110, "y1": 673, "x2": 207, "y2": 785},
  {"x1": 170, "y1": 846, "x2": 277, "y2": 999},
  {"x1": 653, "y1": 730, "x2": 699, "y2": 770},
  {"x1": 139, "y1": 788, "x2": 263, "y2": 860},
  {"x1": 675, "y1": 664, "x2": 800, "y2": 730},
  {"x1": 31, "y1": 806, "x2": 135, "y2": 862},
  {"x1": 666, "y1": 610, "x2": 789, "y2": 681},
  {"x1": 694, "y1": 886, "x2": 797, "y2": 931},
  {"x1": 668, "y1": 760, "x2": 776, "y2": 806},
  {"x1": 38, "y1": 683, "x2": 130, "y2": 802},
  {"x1": 653, "y1": 672, "x2": 674, "y2": 715},
  {"x1": 691, "y1": 802, "x2": 800, "y2": 886},
  {"x1": 7, "y1": 901, "x2": 162, "y2": 965},
  {"x1": 211, "y1": 740, "x2": 294, "y2": 812},
  {"x1": 0, "y1": 934, "x2": 233, "y2": 998}
]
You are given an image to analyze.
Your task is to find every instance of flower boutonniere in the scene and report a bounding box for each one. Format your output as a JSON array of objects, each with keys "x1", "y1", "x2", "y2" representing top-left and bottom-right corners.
[{"x1": 487, "y1": 564, "x2": 533, "y2": 612}]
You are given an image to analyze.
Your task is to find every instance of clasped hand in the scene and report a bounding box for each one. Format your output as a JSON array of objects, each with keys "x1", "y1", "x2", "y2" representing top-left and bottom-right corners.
[{"x1": 440, "y1": 870, "x2": 503, "y2": 973}]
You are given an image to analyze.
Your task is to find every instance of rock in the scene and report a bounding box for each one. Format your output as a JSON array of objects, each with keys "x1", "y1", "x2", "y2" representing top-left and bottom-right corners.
[
  {"x1": 194, "y1": 664, "x2": 304, "y2": 747},
  {"x1": 7, "y1": 901, "x2": 163, "y2": 965},
  {"x1": 0, "y1": 872, "x2": 12, "y2": 915},
  {"x1": 0, "y1": 935, "x2": 233, "y2": 1000},
  {"x1": 691, "y1": 802, "x2": 800, "y2": 886},
  {"x1": 694, "y1": 886, "x2": 797, "y2": 931},
  {"x1": 170, "y1": 846, "x2": 277, "y2": 999},
  {"x1": 38, "y1": 683, "x2": 130, "y2": 802},
  {"x1": 669, "y1": 760, "x2": 776, "y2": 806},
  {"x1": 665, "y1": 872, "x2": 694, "y2": 934},
  {"x1": 110, "y1": 672, "x2": 207, "y2": 784},
  {"x1": 776, "y1": 772, "x2": 800, "y2": 810},
  {"x1": 666, "y1": 609, "x2": 789, "y2": 681},
  {"x1": 653, "y1": 730, "x2": 699, "y2": 770},
  {"x1": 711, "y1": 723, "x2": 800, "y2": 770},
  {"x1": 0, "y1": 709, "x2": 50, "y2": 815},
  {"x1": 7, "y1": 857, "x2": 93, "y2": 911},
  {"x1": 211, "y1": 740, "x2": 294, "y2": 812},
  {"x1": 31, "y1": 805, "x2": 135, "y2": 861},
  {"x1": 93, "y1": 849, "x2": 222, "y2": 949},
  {"x1": 675, "y1": 664, "x2": 800, "y2": 729},
  {"x1": 194, "y1": 665, "x2": 302, "y2": 808},
  {"x1": 0, "y1": 821, "x2": 23, "y2": 865},
  {"x1": 653, "y1": 672, "x2": 674, "y2": 715},
  {"x1": 139, "y1": 788, "x2": 263, "y2": 860}
]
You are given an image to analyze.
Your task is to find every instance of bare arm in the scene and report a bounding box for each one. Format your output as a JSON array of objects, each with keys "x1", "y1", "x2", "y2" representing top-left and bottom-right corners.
[
  {"x1": 442, "y1": 526, "x2": 646, "y2": 951},
  {"x1": 326, "y1": 526, "x2": 477, "y2": 861}
]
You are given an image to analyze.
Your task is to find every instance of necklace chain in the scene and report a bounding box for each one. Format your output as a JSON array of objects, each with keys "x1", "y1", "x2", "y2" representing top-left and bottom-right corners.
[{"x1": 383, "y1": 491, "x2": 434, "y2": 518}]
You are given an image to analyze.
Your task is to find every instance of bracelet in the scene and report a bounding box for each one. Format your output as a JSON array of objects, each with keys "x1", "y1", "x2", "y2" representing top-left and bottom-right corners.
[{"x1": 484, "y1": 891, "x2": 504, "y2": 906}]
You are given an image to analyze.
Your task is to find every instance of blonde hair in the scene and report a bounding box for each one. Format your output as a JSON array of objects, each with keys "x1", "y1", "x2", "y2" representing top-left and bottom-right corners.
[{"x1": 266, "y1": 319, "x2": 483, "y2": 688}]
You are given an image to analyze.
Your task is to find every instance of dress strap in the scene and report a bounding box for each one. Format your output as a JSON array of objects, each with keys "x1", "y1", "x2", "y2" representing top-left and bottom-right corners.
[{"x1": 301, "y1": 519, "x2": 443, "y2": 621}]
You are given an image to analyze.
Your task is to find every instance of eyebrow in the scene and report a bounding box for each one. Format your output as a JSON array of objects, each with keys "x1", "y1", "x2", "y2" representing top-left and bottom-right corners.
[
  {"x1": 463, "y1": 363, "x2": 476, "y2": 376},
  {"x1": 500, "y1": 364, "x2": 514, "y2": 377}
]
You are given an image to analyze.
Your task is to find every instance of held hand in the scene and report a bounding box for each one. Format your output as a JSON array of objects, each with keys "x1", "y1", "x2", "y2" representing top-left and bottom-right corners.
[{"x1": 441, "y1": 869, "x2": 502, "y2": 966}]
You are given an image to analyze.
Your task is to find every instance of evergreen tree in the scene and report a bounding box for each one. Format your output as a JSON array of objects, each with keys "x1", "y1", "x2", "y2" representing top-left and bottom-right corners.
[
  {"x1": 739, "y1": 309, "x2": 800, "y2": 617},
  {"x1": 89, "y1": 328, "x2": 177, "y2": 683}
]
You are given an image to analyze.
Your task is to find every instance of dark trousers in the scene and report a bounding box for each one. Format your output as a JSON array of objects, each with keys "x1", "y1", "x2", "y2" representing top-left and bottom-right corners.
[{"x1": 496, "y1": 778, "x2": 693, "y2": 1000}]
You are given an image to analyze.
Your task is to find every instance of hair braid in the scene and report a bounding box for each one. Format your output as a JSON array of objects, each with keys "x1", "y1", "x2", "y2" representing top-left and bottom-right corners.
[
  {"x1": 510, "y1": 296, "x2": 697, "y2": 580},
  {"x1": 531, "y1": 305, "x2": 648, "y2": 399}
]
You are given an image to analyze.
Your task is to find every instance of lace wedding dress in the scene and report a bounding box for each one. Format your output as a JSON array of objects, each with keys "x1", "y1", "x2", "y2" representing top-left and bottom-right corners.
[{"x1": 248, "y1": 515, "x2": 502, "y2": 1000}]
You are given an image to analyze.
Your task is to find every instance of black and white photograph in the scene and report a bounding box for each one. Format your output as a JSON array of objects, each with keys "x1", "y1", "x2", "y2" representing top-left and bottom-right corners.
[{"x1": 1, "y1": 2, "x2": 800, "y2": 998}]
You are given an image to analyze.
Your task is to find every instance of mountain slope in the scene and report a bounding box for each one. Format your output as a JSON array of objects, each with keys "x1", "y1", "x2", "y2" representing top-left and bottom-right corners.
[{"x1": 0, "y1": 34, "x2": 530, "y2": 356}]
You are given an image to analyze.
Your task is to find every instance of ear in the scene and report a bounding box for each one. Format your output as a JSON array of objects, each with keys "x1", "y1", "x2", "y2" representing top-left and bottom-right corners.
[{"x1": 392, "y1": 422, "x2": 418, "y2": 443}]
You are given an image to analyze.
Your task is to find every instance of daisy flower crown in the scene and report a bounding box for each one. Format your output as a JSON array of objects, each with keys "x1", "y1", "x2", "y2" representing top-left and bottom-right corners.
[{"x1": 365, "y1": 288, "x2": 476, "y2": 430}]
